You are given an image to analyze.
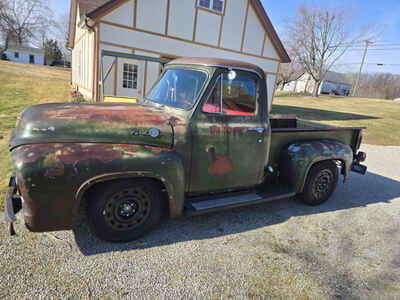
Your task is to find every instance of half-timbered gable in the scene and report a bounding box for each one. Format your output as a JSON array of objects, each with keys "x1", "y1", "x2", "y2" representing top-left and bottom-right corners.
[{"x1": 68, "y1": 0, "x2": 290, "y2": 110}]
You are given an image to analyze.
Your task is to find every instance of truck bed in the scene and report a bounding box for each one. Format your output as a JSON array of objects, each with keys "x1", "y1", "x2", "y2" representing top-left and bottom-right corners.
[{"x1": 268, "y1": 114, "x2": 364, "y2": 166}]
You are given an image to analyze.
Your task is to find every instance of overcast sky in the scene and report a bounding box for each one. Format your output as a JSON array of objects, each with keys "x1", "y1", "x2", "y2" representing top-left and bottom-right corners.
[{"x1": 49, "y1": 0, "x2": 400, "y2": 74}]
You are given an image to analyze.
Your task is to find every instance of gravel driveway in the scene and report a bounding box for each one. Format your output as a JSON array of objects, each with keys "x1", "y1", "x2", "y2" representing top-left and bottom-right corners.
[{"x1": 1, "y1": 144, "x2": 399, "y2": 299}]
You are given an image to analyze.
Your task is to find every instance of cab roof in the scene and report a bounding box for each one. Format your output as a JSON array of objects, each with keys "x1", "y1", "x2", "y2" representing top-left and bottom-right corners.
[{"x1": 168, "y1": 57, "x2": 265, "y2": 78}]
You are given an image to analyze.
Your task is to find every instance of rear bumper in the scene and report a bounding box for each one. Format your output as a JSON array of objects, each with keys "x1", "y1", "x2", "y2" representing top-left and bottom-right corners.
[
  {"x1": 4, "y1": 174, "x2": 23, "y2": 235},
  {"x1": 351, "y1": 151, "x2": 367, "y2": 175}
]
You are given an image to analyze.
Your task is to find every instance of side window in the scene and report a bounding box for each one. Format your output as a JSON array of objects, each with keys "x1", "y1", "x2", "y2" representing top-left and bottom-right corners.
[
  {"x1": 222, "y1": 73, "x2": 257, "y2": 115},
  {"x1": 202, "y1": 71, "x2": 257, "y2": 116},
  {"x1": 203, "y1": 76, "x2": 222, "y2": 113}
]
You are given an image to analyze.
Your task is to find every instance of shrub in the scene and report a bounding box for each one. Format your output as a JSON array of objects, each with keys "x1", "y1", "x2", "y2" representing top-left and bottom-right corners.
[{"x1": 70, "y1": 89, "x2": 86, "y2": 103}]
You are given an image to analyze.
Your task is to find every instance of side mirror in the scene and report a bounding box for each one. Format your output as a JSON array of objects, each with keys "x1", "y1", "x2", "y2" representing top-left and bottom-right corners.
[{"x1": 227, "y1": 70, "x2": 237, "y2": 81}]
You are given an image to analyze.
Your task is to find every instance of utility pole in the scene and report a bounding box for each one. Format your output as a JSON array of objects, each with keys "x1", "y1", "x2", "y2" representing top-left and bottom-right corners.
[{"x1": 352, "y1": 40, "x2": 373, "y2": 97}]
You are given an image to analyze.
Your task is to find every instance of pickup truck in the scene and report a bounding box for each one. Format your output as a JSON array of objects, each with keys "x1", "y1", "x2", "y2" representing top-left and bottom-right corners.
[{"x1": 5, "y1": 58, "x2": 367, "y2": 242}]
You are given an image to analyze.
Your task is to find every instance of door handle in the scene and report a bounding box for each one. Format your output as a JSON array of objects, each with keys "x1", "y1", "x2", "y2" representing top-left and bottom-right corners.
[{"x1": 248, "y1": 128, "x2": 265, "y2": 134}]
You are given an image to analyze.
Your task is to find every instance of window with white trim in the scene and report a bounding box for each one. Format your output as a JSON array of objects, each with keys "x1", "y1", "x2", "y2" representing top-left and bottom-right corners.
[
  {"x1": 122, "y1": 63, "x2": 138, "y2": 89},
  {"x1": 198, "y1": 0, "x2": 224, "y2": 13}
]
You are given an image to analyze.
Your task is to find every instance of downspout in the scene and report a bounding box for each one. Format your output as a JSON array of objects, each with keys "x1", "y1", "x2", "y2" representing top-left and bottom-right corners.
[{"x1": 85, "y1": 17, "x2": 96, "y2": 32}]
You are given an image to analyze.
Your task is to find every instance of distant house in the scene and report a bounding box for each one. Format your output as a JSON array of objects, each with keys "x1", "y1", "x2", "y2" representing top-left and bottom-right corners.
[
  {"x1": 3, "y1": 45, "x2": 45, "y2": 66},
  {"x1": 281, "y1": 71, "x2": 353, "y2": 96},
  {"x1": 68, "y1": 0, "x2": 290, "y2": 109}
]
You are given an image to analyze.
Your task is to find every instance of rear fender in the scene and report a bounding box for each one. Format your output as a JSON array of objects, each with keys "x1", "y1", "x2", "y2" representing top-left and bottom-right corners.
[{"x1": 280, "y1": 139, "x2": 353, "y2": 193}]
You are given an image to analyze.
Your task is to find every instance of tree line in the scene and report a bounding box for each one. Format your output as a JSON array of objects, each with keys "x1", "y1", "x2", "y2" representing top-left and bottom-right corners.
[{"x1": 356, "y1": 73, "x2": 400, "y2": 100}]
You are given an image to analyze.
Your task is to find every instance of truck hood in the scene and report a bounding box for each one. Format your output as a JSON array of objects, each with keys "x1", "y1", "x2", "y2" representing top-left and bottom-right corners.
[{"x1": 10, "y1": 103, "x2": 178, "y2": 150}]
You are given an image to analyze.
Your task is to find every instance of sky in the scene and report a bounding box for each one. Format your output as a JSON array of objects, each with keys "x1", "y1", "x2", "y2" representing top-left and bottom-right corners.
[
  {"x1": 49, "y1": 0, "x2": 400, "y2": 74},
  {"x1": 261, "y1": 0, "x2": 400, "y2": 74}
]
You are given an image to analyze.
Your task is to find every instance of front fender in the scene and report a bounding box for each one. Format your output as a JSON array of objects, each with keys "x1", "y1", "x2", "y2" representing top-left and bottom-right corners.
[
  {"x1": 74, "y1": 166, "x2": 185, "y2": 219},
  {"x1": 280, "y1": 140, "x2": 353, "y2": 193},
  {"x1": 12, "y1": 143, "x2": 185, "y2": 232}
]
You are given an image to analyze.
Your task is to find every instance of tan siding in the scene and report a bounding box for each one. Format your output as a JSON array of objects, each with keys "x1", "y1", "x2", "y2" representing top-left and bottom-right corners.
[
  {"x1": 220, "y1": 0, "x2": 247, "y2": 51},
  {"x1": 195, "y1": 9, "x2": 221, "y2": 46},
  {"x1": 243, "y1": 5, "x2": 264, "y2": 56},
  {"x1": 136, "y1": 0, "x2": 167, "y2": 34},
  {"x1": 167, "y1": 0, "x2": 196, "y2": 40},
  {"x1": 102, "y1": 0, "x2": 134, "y2": 27},
  {"x1": 99, "y1": 22, "x2": 279, "y2": 71}
]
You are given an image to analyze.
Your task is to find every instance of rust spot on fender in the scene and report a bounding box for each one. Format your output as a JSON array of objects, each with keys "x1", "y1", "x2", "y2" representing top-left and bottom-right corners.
[{"x1": 144, "y1": 145, "x2": 174, "y2": 154}]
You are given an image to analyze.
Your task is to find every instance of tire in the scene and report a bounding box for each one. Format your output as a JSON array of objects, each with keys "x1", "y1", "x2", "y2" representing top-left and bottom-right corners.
[
  {"x1": 299, "y1": 160, "x2": 338, "y2": 206},
  {"x1": 87, "y1": 179, "x2": 162, "y2": 242}
]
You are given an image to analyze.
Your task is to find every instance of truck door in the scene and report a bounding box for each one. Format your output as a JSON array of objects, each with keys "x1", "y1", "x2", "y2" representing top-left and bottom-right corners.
[
  {"x1": 222, "y1": 70, "x2": 269, "y2": 189},
  {"x1": 189, "y1": 70, "x2": 268, "y2": 193}
]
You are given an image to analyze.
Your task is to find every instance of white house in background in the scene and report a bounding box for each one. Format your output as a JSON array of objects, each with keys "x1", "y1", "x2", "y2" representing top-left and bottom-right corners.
[
  {"x1": 68, "y1": 0, "x2": 290, "y2": 109},
  {"x1": 3, "y1": 45, "x2": 45, "y2": 65},
  {"x1": 281, "y1": 71, "x2": 353, "y2": 97}
]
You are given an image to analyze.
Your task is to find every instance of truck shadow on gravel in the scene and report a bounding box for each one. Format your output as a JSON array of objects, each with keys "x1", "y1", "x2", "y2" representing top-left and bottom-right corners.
[{"x1": 73, "y1": 171, "x2": 400, "y2": 256}]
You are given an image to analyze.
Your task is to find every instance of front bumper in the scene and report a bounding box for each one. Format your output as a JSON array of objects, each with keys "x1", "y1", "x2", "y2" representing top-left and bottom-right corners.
[{"x1": 4, "y1": 173, "x2": 22, "y2": 235}]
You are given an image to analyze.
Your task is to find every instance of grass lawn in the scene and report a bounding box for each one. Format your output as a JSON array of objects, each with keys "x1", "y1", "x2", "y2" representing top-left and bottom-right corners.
[
  {"x1": 272, "y1": 95, "x2": 400, "y2": 146},
  {"x1": 0, "y1": 61, "x2": 71, "y2": 210}
]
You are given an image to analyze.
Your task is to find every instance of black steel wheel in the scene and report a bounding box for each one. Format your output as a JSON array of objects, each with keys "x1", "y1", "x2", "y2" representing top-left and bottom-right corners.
[
  {"x1": 299, "y1": 160, "x2": 338, "y2": 206},
  {"x1": 87, "y1": 179, "x2": 162, "y2": 242}
]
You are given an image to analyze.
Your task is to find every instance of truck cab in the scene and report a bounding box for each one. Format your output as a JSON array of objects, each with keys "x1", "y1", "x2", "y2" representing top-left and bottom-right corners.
[{"x1": 5, "y1": 58, "x2": 367, "y2": 242}]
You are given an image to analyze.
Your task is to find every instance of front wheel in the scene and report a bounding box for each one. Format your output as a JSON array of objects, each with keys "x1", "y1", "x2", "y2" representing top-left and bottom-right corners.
[
  {"x1": 299, "y1": 160, "x2": 338, "y2": 206},
  {"x1": 87, "y1": 179, "x2": 162, "y2": 242}
]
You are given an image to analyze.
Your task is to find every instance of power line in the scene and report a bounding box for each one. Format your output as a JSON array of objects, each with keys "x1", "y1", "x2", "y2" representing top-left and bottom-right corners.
[
  {"x1": 347, "y1": 48, "x2": 400, "y2": 51},
  {"x1": 336, "y1": 63, "x2": 400, "y2": 66}
]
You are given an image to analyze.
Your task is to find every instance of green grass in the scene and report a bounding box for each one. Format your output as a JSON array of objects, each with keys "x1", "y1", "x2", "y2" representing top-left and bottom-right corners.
[
  {"x1": 272, "y1": 95, "x2": 400, "y2": 146},
  {"x1": 0, "y1": 61, "x2": 71, "y2": 210}
]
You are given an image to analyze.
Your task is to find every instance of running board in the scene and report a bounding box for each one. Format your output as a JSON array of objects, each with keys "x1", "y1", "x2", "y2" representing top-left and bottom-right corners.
[{"x1": 185, "y1": 185, "x2": 296, "y2": 216}]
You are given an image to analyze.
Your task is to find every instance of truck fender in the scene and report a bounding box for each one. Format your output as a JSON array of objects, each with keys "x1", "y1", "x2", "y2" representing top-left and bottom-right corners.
[
  {"x1": 74, "y1": 156, "x2": 185, "y2": 220},
  {"x1": 280, "y1": 139, "x2": 353, "y2": 193}
]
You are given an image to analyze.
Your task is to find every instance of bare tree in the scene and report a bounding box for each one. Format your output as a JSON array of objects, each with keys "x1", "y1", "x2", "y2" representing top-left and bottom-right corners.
[
  {"x1": 54, "y1": 13, "x2": 71, "y2": 63},
  {"x1": 286, "y1": 4, "x2": 357, "y2": 97},
  {"x1": 0, "y1": 0, "x2": 51, "y2": 56},
  {"x1": 276, "y1": 51, "x2": 304, "y2": 90}
]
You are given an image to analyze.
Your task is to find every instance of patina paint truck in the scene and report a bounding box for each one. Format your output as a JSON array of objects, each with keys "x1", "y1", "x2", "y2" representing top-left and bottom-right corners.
[{"x1": 5, "y1": 58, "x2": 367, "y2": 242}]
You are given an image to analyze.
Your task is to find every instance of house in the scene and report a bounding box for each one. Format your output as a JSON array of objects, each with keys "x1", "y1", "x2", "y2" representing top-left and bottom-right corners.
[
  {"x1": 3, "y1": 45, "x2": 45, "y2": 65},
  {"x1": 281, "y1": 71, "x2": 353, "y2": 96},
  {"x1": 68, "y1": 0, "x2": 290, "y2": 110}
]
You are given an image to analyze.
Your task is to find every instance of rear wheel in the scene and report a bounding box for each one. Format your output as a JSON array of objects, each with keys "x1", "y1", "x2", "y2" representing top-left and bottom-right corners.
[
  {"x1": 299, "y1": 160, "x2": 338, "y2": 206},
  {"x1": 87, "y1": 179, "x2": 162, "y2": 242}
]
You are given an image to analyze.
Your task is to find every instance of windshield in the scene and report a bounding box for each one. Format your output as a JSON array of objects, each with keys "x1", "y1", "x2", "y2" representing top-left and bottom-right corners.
[{"x1": 147, "y1": 69, "x2": 208, "y2": 110}]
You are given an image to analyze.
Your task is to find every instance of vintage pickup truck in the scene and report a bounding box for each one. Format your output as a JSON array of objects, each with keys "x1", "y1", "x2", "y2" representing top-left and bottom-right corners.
[{"x1": 5, "y1": 58, "x2": 367, "y2": 242}]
